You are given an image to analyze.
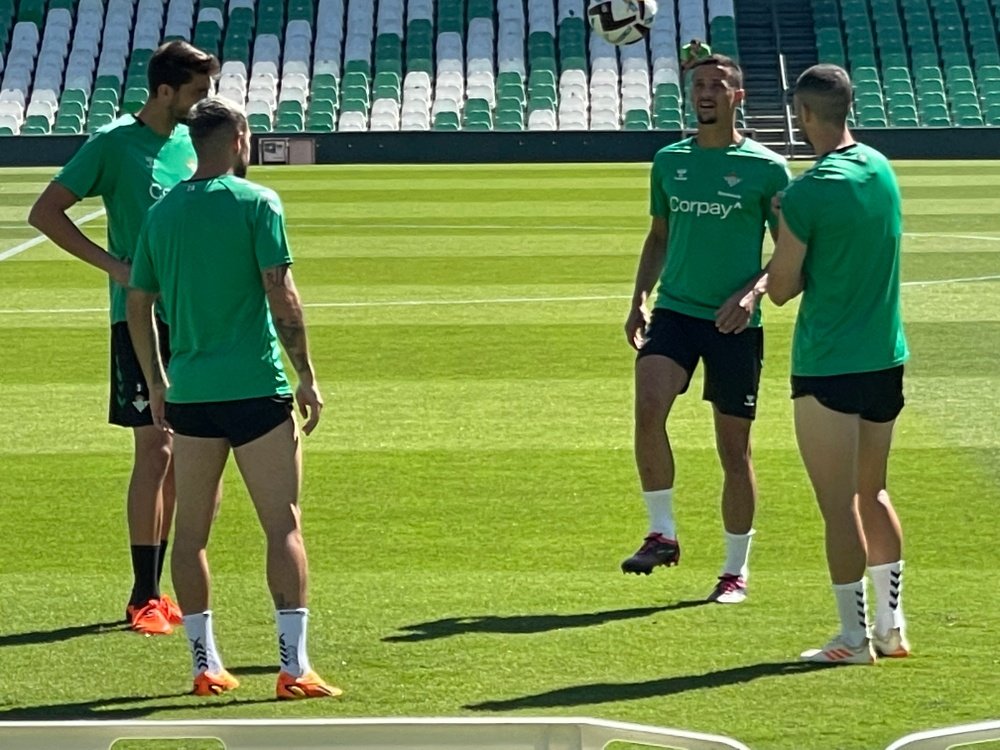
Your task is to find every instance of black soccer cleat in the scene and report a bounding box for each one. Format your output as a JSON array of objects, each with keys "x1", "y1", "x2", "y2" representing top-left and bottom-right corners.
[{"x1": 621, "y1": 533, "x2": 681, "y2": 575}]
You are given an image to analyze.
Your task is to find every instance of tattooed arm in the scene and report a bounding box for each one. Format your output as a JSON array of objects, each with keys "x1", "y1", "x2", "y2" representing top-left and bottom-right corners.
[{"x1": 263, "y1": 264, "x2": 323, "y2": 434}]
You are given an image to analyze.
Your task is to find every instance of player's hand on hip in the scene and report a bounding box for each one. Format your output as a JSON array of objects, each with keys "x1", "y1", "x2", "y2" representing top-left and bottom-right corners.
[
  {"x1": 625, "y1": 305, "x2": 649, "y2": 351},
  {"x1": 295, "y1": 381, "x2": 324, "y2": 435},
  {"x1": 149, "y1": 385, "x2": 172, "y2": 434},
  {"x1": 110, "y1": 259, "x2": 132, "y2": 287},
  {"x1": 624, "y1": 295, "x2": 651, "y2": 350},
  {"x1": 715, "y1": 288, "x2": 757, "y2": 334}
]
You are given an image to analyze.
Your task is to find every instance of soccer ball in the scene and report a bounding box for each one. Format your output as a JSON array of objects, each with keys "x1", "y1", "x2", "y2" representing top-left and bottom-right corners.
[{"x1": 587, "y1": 0, "x2": 657, "y2": 46}]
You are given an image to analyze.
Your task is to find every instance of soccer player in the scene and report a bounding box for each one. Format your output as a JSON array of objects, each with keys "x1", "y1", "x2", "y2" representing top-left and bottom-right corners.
[
  {"x1": 621, "y1": 55, "x2": 790, "y2": 604},
  {"x1": 681, "y1": 38, "x2": 712, "y2": 73},
  {"x1": 126, "y1": 96, "x2": 339, "y2": 699},
  {"x1": 28, "y1": 41, "x2": 218, "y2": 635},
  {"x1": 768, "y1": 64, "x2": 910, "y2": 664}
]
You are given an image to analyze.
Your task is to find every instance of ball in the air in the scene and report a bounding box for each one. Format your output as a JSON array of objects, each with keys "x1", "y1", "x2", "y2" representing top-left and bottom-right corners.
[{"x1": 587, "y1": 0, "x2": 657, "y2": 45}]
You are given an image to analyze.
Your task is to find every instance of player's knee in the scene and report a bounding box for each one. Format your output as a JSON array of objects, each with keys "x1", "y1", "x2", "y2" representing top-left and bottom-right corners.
[
  {"x1": 718, "y1": 443, "x2": 752, "y2": 477},
  {"x1": 262, "y1": 504, "x2": 302, "y2": 540},
  {"x1": 634, "y1": 388, "x2": 670, "y2": 430},
  {"x1": 135, "y1": 441, "x2": 171, "y2": 476}
]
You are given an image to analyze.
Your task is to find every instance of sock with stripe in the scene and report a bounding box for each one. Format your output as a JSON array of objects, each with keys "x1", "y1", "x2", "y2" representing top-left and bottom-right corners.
[
  {"x1": 869, "y1": 560, "x2": 906, "y2": 635},
  {"x1": 276, "y1": 608, "x2": 312, "y2": 677},
  {"x1": 832, "y1": 579, "x2": 870, "y2": 648},
  {"x1": 182, "y1": 611, "x2": 224, "y2": 677}
]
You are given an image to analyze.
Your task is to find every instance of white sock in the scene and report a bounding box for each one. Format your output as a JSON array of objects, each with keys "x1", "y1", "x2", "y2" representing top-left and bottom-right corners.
[
  {"x1": 642, "y1": 488, "x2": 676, "y2": 539},
  {"x1": 832, "y1": 579, "x2": 870, "y2": 647},
  {"x1": 722, "y1": 529, "x2": 755, "y2": 579},
  {"x1": 276, "y1": 608, "x2": 312, "y2": 677},
  {"x1": 182, "y1": 611, "x2": 224, "y2": 677},
  {"x1": 869, "y1": 560, "x2": 906, "y2": 635}
]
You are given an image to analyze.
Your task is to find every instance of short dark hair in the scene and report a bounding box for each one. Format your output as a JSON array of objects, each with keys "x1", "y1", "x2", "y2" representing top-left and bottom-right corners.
[
  {"x1": 794, "y1": 64, "x2": 853, "y2": 124},
  {"x1": 147, "y1": 40, "x2": 220, "y2": 92},
  {"x1": 186, "y1": 96, "x2": 247, "y2": 156},
  {"x1": 690, "y1": 54, "x2": 744, "y2": 88}
]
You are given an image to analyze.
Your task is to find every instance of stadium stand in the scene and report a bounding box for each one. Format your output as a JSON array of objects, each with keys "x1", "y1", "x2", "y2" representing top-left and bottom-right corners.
[{"x1": 0, "y1": 0, "x2": 999, "y2": 137}]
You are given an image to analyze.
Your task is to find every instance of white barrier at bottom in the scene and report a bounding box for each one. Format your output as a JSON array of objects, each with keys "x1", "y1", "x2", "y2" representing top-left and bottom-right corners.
[
  {"x1": 885, "y1": 720, "x2": 1000, "y2": 750},
  {"x1": 0, "y1": 717, "x2": 751, "y2": 750}
]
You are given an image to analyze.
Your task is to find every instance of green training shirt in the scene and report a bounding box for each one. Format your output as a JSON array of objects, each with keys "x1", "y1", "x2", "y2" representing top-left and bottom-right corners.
[
  {"x1": 780, "y1": 142, "x2": 909, "y2": 377},
  {"x1": 129, "y1": 175, "x2": 294, "y2": 404},
  {"x1": 55, "y1": 115, "x2": 196, "y2": 324},
  {"x1": 649, "y1": 136, "x2": 791, "y2": 326}
]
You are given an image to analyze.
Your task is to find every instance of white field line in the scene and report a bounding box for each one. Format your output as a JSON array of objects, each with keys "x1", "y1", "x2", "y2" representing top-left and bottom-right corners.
[
  {"x1": 0, "y1": 221, "x2": 997, "y2": 314},
  {"x1": 8, "y1": 220, "x2": 998, "y2": 240},
  {"x1": 3, "y1": 278, "x2": 1000, "y2": 317},
  {"x1": 0, "y1": 209, "x2": 106, "y2": 261}
]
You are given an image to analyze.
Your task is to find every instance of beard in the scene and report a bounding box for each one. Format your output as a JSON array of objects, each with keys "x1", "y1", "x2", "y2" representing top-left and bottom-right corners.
[
  {"x1": 169, "y1": 101, "x2": 192, "y2": 124},
  {"x1": 234, "y1": 158, "x2": 249, "y2": 178},
  {"x1": 697, "y1": 112, "x2": 718, "y2": 124}
]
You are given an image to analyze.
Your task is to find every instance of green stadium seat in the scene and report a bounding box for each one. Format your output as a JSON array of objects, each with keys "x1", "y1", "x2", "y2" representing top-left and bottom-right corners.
[
  {"x1": 340, "y1": 97, "x2": 368, "y2": 114},
  {"x1": 248, "y1": 113, "x2": 271, "y2": 133},
  {"x1": 88, "y1": 113, "x2": 115, "y2": 131},
  {"x1": 624, "y1": 111, "x2": 652, "y2": 130},
  {"x1": 528, "y1": 96, "x2": 555, "y2": 113},
  {"x1": 312, "y1": 87, "x2": 339, "y2": 107},
  {"x1": 433, "y1": 111, "x2": 460, "y2": 131},
  {"x1": 305, "y1": 112, "x2": 335, "y2": 132},
  {"x1": 123, "y1": 87, "x2": 148, "y2": 114},
  {"x1": 309, "y1": 98, "x2": 338, "y2": 117}
]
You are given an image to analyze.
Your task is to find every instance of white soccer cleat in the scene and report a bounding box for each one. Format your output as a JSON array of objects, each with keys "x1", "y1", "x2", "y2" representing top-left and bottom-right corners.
[
  {"x1": 872, "y1": 628, "x2": 910, "y2": 658},
  {"x1": 800, "y1": 634, "x2": 876, "y2": 665}
]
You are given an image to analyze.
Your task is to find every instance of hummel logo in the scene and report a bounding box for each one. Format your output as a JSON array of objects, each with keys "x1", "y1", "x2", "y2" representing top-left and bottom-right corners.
[
  {"x1": 724, "y1": 173, "x2": 741, "y2": 187},
  {"x1": 675, "y1": 168, "x2": 688, "y2": 181},
  {"x1": 744, "y1": 395, "x2": 756, "y2": 407},
  {"x1": 133, "y1": 396, "x2": 149, "y2": 412}
]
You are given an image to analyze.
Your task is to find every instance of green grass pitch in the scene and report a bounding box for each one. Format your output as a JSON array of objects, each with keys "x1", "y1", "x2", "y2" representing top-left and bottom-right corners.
[{"x1": 0, "y1": 161, "x2": 998, "y2": 750}]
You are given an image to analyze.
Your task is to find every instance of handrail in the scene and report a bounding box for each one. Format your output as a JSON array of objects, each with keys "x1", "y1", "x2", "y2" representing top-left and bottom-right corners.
[
  {"x1": 778, "y1": 52, "x2": 798, "y2": 157},
  {"x1": 770, "y1": 0, "x2": 797, "y2": 157}
]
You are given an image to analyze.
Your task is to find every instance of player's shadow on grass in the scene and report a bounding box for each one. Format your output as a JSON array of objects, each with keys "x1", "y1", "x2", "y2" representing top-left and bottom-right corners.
[
  {"x1": 0, "y1": 620, "x2": 126, "y2": 648},
  {"x1": 0, "y1": 693, "x2": 277, "y2": 720},
  {"x1": 385, "y1": 600, "x2": 708, "y2": 643},
  {"x1": 466, "y1": 660, "x2": 830, "y2": 711}
]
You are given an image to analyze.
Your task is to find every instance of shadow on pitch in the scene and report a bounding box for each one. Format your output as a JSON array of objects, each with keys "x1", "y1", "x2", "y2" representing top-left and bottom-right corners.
[
  {"x1": 0, "y1": 692, "x2": 278, "y2": 720},
  {"x1": 384, "y1": 600, "x2": 709, "y2": 643},
  {"x1": 466, "y1": 660, "x2": 831, "y2": 711},
  {"x1": 0, "y1": 620, "x2": 126, "y2": 648}
]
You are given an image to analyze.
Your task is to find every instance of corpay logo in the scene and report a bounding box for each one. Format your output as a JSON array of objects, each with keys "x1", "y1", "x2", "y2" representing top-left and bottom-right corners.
[{"x1": 670, "y1": 195, "x2": 742, "y2": 219}]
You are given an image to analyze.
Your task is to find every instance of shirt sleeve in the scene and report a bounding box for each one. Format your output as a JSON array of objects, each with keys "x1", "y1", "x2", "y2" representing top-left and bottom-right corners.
[
  {"x1": 764, "y1": 160, "x2": 793, "y2": 231},
  {"x1": 254, "y1": 190, "x2": 294, "y2": 270},
  {"x1": 54, "y1": 131, "x2": 113, "y2": 199},
  {"x1": 649, "y1": 157, "x2": 669, "y2": 218},
  {"x1": 129, "y1": 217, "x2": 160, "y2": 293},
  {"x1": 779, "y1": 176, "x2": 815, "y2": 245}
]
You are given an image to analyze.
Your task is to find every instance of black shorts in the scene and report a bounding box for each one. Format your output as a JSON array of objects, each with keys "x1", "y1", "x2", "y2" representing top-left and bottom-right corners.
[
  {"x1": 637, "y1": 308, "x2": 764, "y2": 420},
  {"x1": 110, "y1": 319, "x2": 171, "y2": 428},
  {"x1": 791, "y1": 365, "x2": 905, "y2": 423},
  {"x1": 165, "y1": 395, "x2": 294, "y2": 447}
]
